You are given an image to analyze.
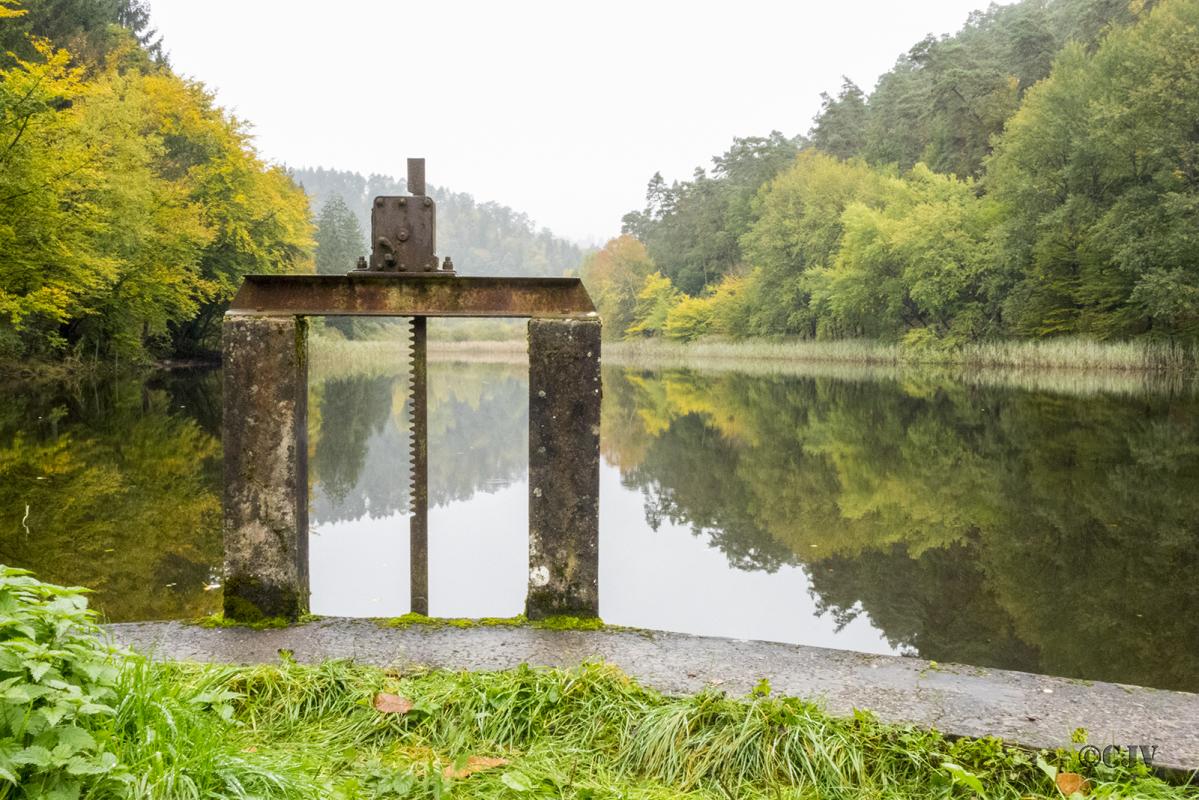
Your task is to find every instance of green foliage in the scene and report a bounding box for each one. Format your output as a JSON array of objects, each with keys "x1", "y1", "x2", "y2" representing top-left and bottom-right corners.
[
  {"x1": 740, "y1": 152, "x2": 895, "y2": 338},
  {"x1": 315, "y1": 195, "x2": 367, "y2": 275},
  {"x1": 314, "y1": 195, "x2": 372, "y2": 337},
  {"x1": 609, "y1": 0, "x2": 1192, "y2": 349},
  {"x1": 808, "y1": 164, "x2": 997, "y2": 341},
  {"x1": 0, "y1": 566, "x2": 122, "y2": 793},
  {"x1": 625, "y1": 272, "x2": 679, "y2": 338},
  {"x1": 0, "y1": 567, "x2": 321, "y2": 797},
  {"x1": 622, "y1": 133, "x2": 801, "y2": 294},
  {"x1": 86, "y1": 654, "x2": 1172, "y2": 800},
  {"x1": 850, "y1": 0, "x2": 1148, "y2": 177},
  {"x1": 579, "y1": 235, "x2": 656, "y2": 339},
  {"x1": 809, "y1": 79, "x2": 868, "y2": 160},
  {"x1": 987, "y1": 0, "x2": 1199, "y2": 340},
  {"x1": 0, "y1": 0, "x2": 162, "y2": 63},
  {"x1": 0, "y1": 27, "x2": 313, "y2": 365}
]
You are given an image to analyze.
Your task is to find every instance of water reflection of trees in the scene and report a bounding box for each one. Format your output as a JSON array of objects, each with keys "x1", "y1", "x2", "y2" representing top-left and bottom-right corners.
[
  {"x1": 0, "y1": 373, "x2": 223, "y2": 622},
  {"x1": 602, "y1": 367, "x2": 1199, "y2": 691},
  {"x1": 6, "y1": 360, "x2": 1195, "y2": 689},
  {"x1": 309, "y1": 362, "x2": 527, "y2": 525},
  {"x1": 0, "y1": 360, "x2": 530, "y2": 621}
]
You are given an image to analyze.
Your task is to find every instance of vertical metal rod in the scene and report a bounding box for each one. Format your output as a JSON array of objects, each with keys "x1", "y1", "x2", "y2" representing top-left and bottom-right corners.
[
  {"x1": 409, "y1": 315, "x2": 429, "y2": 615},
  {"x1": 407, "y1": 158, "x2": 426, "y2": 196}
]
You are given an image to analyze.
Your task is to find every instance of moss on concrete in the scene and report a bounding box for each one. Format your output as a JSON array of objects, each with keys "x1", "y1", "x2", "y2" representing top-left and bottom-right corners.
[
  {"x1": 378, "y1": 613, "x2": 524, "y2": 629},
  {"x1": 533, "y1": 614, "x2": 606, "y2": 631},
  {"x1": 194, "y1": 613, "x2": 321, "y2": 630},
  {"x1": 192, "y1": 611, "x2": 645, "y2": 636},
  {"x1": 375, "y1": 613, "x2": 625, "y2": 633}
]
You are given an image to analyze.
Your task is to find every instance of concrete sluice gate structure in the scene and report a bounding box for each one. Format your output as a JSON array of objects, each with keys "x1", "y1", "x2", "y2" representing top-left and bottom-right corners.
[{"x1": 220, "y1": 159, "x2": 601, "y2": 624}]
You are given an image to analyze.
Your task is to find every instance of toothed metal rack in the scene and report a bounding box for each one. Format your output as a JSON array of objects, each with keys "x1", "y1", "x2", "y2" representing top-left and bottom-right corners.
[{"x1": 221, "y1": 159, "x2": 602, "y2": 623}]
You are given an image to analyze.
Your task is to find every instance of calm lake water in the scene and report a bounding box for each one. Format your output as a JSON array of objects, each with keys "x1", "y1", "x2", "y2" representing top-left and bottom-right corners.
[{"x1": 2, "y1": 347, "x2": 1198, "y2": 692}]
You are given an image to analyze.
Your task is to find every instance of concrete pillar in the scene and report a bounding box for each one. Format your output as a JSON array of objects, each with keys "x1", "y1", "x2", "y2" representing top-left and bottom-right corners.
[
  {"x1": 526, "y1": 318, "x2": 601, "y2": 619},
  {"x1": 222, "y1": 313, "x2": 309, "y2": 621}
]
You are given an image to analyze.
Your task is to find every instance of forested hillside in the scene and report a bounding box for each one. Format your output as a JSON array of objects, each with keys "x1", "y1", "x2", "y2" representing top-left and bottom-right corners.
[
  {"x1": 0, "y1": 0, "x2": 313, "y2": 363},
  {"x1": 294, "y1": 167, "x2": 585, "y2": 278},
  {"x1": 588, "y1": 0, "x2": 1199, "y2": 347},
  {"x1": 0, "y1": 1, "x2": 585, "y2": 367}
]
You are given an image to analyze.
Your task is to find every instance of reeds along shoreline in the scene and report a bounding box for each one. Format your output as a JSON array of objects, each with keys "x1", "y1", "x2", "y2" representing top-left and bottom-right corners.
[
  {"x1": 604, "y1": 337, "x2": 1199, "y2": 373},
  {"x1": 308, "y1": 335, "x2": 1199, "y2": 395}
]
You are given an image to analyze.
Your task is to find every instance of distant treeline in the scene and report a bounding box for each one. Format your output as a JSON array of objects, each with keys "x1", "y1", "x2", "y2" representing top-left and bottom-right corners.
[
  {"x1": 585, "y1": 0, "x2": 1199, "y2": 349},
  {"x1": 293, "y1": 167, "x2": 585, "y2": 278}
]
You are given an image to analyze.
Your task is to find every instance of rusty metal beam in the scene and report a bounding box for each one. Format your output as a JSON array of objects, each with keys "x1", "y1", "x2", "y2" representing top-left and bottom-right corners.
[{"x1": 228, "y1": 275, "x2": 597, "y2": 319}]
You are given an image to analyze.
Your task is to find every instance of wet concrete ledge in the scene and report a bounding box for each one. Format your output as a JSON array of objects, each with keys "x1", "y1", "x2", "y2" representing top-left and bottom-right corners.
[{"x1": 104, "y1": 619, "x2": 1199, "y2": 774}]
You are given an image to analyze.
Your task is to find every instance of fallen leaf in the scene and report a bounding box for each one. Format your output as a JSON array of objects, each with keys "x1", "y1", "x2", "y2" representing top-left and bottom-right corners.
[
  {"x1": 1056, "y1": 772, "x2": 1089, "y2": 796},
  {"x1": 501, "y1": 771, "x2": 535, "y2": 792},
  {"x1": 373, "y1": 692, "x2": 414, "y2": 714},
  {"x1": 242, "y1": 746, "x2": 258, "y2": 753},
  {"x1": 443, "y1": 755, "x2": 509, "y2": 779}
]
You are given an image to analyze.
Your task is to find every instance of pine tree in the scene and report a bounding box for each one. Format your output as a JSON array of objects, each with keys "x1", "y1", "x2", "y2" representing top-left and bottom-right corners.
[{"x1": 315, "y1": 195, "x2": 366, "y2": 275}]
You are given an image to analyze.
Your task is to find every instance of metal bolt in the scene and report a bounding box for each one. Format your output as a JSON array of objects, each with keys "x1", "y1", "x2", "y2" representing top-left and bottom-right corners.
[
  {"x1": 397, "y1": 229, "x2": 409, "y2": 242},
  {"x1": 356, "y1": 256, "x2": 367, "y2": 270},
  {"x1": 375, "y1": 198, "x2": 384, "y2": 207},
  {"x1": 398, "y1": 197, "x2": 407, "y2": 206},
  {"x1": 423, "y1": 197, "x2": 432, "y2": 207},
  {"x1": 442, "y1": 256, "x2": 454, "y2": 271}
]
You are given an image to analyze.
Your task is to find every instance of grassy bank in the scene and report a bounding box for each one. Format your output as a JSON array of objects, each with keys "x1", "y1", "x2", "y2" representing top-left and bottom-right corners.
[
  {"x1": 308, "y1": 333, "x2": 1199, "y2": 397},
  {"x1": 311, "y1": 333, "x2": 1198, "y2": 373},
  {"x1": 309, "y1": 337, "x2": 526, "y2": 380},
  {"x1": 4, "y1": 566, "x2": 1197, "y2": 798},
  {"x1": 606, "y1": 336, "x2": 1199, "y2": 373},
  {"x1": 13, "y1": 332, "x2": 1188, "y2": 383},
  {"x1": 605, "y1": 338, "x2": 1199, "y2": 397}
]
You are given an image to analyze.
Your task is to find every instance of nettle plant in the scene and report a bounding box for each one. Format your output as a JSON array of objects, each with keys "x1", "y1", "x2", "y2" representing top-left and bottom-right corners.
[{"x1": 0, "y1": 566, "x2": 125, "y2": 796}]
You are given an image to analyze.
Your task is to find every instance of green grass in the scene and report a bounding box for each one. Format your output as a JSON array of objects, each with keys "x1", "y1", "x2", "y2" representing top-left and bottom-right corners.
[{"x1": 111, "y1": 659, "x2": 1198, "y2": 799}]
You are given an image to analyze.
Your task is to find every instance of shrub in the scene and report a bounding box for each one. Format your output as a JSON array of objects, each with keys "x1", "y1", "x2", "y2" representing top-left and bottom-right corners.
[
  {"x1": 0, "y1": 566, "x2": 124, "y2": 795},
  {"x1": 0, "y1": 566, "x2": 317, "y2": 798}
]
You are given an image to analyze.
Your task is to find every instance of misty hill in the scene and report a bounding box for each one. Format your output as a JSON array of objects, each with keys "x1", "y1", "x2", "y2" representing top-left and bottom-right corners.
[{"x1": 292, "y1": 167, "x2": 585, "y2": 278}]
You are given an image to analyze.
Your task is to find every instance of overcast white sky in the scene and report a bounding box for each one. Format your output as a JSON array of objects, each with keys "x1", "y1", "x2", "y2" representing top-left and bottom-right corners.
[{"x1": 149, "y1": 0, "x2": 1001, "y2": 245}]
